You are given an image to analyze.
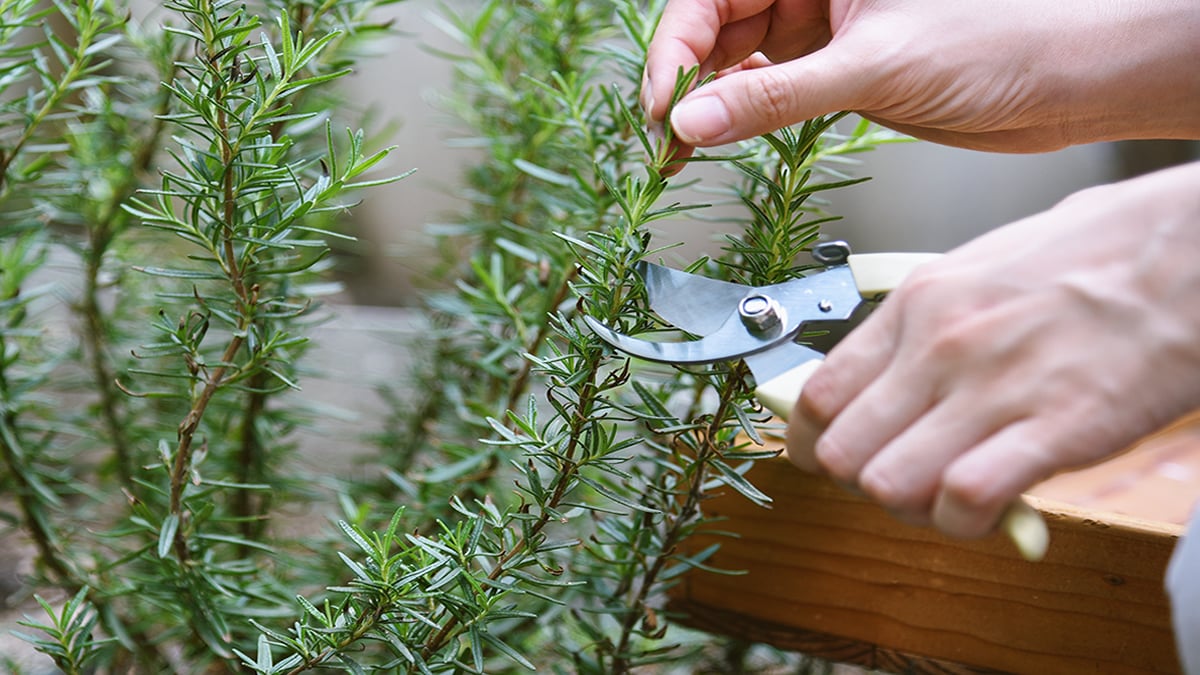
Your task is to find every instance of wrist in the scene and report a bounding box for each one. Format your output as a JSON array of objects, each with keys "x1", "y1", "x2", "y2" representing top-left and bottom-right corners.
[{"x1": 1055, "y1": 1, "x2": 1200, "y2": 143}]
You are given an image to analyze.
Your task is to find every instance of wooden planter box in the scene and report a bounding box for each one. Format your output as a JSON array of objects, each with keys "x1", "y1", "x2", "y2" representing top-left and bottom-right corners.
[{"x1": 671, "y1": 416, "x2": 1200, "y2": 674}]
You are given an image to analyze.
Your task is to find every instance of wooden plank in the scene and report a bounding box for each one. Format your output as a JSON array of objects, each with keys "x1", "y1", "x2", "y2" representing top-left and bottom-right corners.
[
  {"x1": 673, "y1": 599, "x2": 1010, "y2": 674},
  {"x1": 672, "y1": 460, "x2": 1184, "y2": 674},
  {"x1": 1029, "y1": 418, "x2": 1200, "y2": 525}
]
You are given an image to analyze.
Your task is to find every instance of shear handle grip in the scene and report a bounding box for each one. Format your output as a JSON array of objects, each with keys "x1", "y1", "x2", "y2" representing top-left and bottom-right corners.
[
  {"x1": 757, "y1": 250, "x2": 941, "y2": 417},
  {"x1": 847, "y1": 252, "x2": 944, "y2": 297},
  {"x1": 757, "y1": 251, "x2": 1051, "y2": 562}
]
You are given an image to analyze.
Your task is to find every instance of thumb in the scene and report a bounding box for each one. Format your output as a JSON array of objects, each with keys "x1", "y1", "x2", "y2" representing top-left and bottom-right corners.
[{"x1": 669, "y1": 47, "x2": 872, "y2": 146}]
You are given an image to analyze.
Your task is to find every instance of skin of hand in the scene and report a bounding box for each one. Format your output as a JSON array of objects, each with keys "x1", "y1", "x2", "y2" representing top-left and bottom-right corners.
[
  {"x1": 785, "y1": 160, "x2": 1200, "y2": 538},
  {"x1": 643, "y1": 0, "x2": 1200, "y2": 158}
]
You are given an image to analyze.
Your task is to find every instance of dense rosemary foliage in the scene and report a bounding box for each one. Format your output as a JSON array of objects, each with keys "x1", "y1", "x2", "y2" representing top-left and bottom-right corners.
[
  {"x1": 1, "y1": 0, "x2": 404, "y2": 671},
  {"x1": 0, "y1": 0, "x2": 897, "y2": 672},
  {"x1": 343, "y1": 1, "x2": 901, "y2": 672}
]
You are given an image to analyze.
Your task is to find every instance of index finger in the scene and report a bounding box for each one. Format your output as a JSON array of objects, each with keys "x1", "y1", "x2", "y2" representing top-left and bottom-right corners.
[{"x1": 643, "y1": 0, "x2": 777, "y2": 122}]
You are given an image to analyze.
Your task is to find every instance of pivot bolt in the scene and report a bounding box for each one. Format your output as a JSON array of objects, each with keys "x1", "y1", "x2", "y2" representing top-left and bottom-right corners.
[{"x1": 739, "y1": 294, "x2": 784, "y2": 335}]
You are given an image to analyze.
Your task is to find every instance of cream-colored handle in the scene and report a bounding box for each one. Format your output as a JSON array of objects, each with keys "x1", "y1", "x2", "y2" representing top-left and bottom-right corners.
[
  {"x1": 1002, "y1": 498, "x2": 1050, "y2": 561},
  {"x1": 755, "y1": 360, "x2": 821, "y2": 422},
  {"x1": 847, "y1": 252, "x2": 943, "y2": 298},
  {"x1": 757, "y1": 251, "x2": 1051, "y2": 561}
]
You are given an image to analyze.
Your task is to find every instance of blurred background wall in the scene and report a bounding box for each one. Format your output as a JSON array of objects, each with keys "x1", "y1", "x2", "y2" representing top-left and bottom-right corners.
[{"x1": 318, "y1": 3, "x2": 1200, "y2": 305}]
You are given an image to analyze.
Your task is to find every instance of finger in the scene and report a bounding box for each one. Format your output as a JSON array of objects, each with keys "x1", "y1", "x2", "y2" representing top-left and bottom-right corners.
[
  {"x1": 932, "y1": 419, "x2": 1058, "y2": 539},
  {"x1": 657, "y1": 140, "x2": 696, "y2": 176},
  {"x1": 789, "y1": 305, "x2": 903, "y2": 480},
  {"x1": 797, "y1": 293, "x2": 902, "y2": 429},
  {"x1": 856, "y1": 395, "x2": 1019, "y2": 517},
  {"x1": 708, "y1": 12, "x2": 773, "y2": 71},
  {"x1": 717, "y1": 51, "x2": 775, "y2": 76},
  {"x1": 783, "y1": 403, "x2": 823, "y2": 472},
  {"x1": 668, "y1": 41, "x2": 875, "y2": 146},
  {"x1": 811, "y1": 360, "x2": 937, "y2": 487},
  {"x1": 643, "y1": 0, "x2": 777, "y2": 123},
  {"x1": 650, "y1": 51, "x2": 773, "y2": 175},
  {"x1": 756, "y1": 3, "x2": 832, "y2": 64}
]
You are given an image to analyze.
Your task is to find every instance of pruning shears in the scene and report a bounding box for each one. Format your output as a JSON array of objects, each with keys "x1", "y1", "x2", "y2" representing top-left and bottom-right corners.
[{"x1": 584, "y1": 241, "x2": 1049, "y2": 562}]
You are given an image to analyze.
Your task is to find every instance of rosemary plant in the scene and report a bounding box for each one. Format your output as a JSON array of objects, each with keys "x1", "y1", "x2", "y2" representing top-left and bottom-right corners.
[
  {"x1": 311, "y1": 1, "x2": 902, "y2": 672},
  {"x1": 1, "y1": 0, "x2": 898, "y2": 672},
  {"x1": 1, "y1": 0, "x2": 404, "y2": 671}
]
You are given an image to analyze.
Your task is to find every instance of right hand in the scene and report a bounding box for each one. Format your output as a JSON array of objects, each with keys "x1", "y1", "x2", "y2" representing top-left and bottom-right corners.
[
  {"x1": 786, "y1": 160, "x2": 1200, "y2": 539},
  {"x1": 643, "y1": 0, "x2": 1200, "y2": 157}
]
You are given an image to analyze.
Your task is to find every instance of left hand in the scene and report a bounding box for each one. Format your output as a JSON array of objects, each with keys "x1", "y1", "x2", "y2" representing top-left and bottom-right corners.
[
  {"x1": 786, "y1": 160, "x2": 1200, "y2": 538},
  {"x1": 642, "y1": 0, "x2": 1200, "y2": 163}
]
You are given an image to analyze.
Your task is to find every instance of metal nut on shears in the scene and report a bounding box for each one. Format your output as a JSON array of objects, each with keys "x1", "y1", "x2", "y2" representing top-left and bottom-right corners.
[{"x1": 738, "y1": 294, "x2": 785, "y2": 335}]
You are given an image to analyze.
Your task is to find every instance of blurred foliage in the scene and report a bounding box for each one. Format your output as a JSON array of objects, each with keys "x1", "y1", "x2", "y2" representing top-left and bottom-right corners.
[{"x1": 0, "y1": 0, "x2": 896, "y2": 672}]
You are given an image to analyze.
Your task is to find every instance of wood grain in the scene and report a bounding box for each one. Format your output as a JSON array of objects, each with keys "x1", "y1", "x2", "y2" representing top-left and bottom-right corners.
[
  {"x1": 674, "y1": 599, "x2": 1011, "y2": 673},
  {"x1": 671, "y1": 459, "x2": 1185, "y2": 674}
]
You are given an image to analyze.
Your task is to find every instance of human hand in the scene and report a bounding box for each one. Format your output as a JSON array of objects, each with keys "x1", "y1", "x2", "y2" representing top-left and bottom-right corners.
[
  {"x1": 644, "y1": 0, "x2": 1200, "y2": 158},
  {"x1": 786, "y1": 161, "x2": 1200, "y2": 538}
]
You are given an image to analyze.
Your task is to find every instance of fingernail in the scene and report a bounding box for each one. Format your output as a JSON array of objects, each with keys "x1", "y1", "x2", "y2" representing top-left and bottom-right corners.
[
  {"x1": 670, "y1": 95, "x2": 731, "y2": 145},
  {"x1": 647, "y1": 121, "x2": 666, "y2": 152},
  {"x1": 640, "y1": 70, "x2": 655, "y2": 118}
]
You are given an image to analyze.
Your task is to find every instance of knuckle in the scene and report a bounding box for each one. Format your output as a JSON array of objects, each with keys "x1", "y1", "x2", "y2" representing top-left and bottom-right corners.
[
  {"x1": 940, "y1": 470, "x2": 998, "y2": 511},
  {"x1": 922, "y1": 320, "x2": 978, "y2": 364},
  {"x1": 941, "y1": 464, "x2": 998, "y2": 511},
  {"x1": 936, "y1": 466, "x2": 1007, "y2": 538},
  {"x1": 813, "y1": 435, "x2": 859, "y2": 485},
  {"x1": 893, "y1": 276, "x2": 990, "y2": 365},
  {"x1": 859, "y1": 468, "x2": 925, "y2": 514},
  {"x1": 890, "y1": 272, "x2": 955, "y2": 327},
  {"x1": 744, "y1": 68, "x2": 799, "y2": 129}
]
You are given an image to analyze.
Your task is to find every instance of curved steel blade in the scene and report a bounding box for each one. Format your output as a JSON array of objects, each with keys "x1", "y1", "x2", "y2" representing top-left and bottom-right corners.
[
  {"x1": 585, "y1": 314, "x2": 825, "y2": 386},
  {"x1": 584, "y1": 313, "x2": 794, "y2": 366},
  {"x1": 743, "y1": 342, "x2": 825, "y2": 385},
  {"x1": 642, "y1": 263, "x2": 865, "y2": 335},
  {"x1": 639, "y1": 262, "x2": 749, "y2": 336},
  {"x1": 587, "y1": 263, "x2": 868, "y2": 370}
]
